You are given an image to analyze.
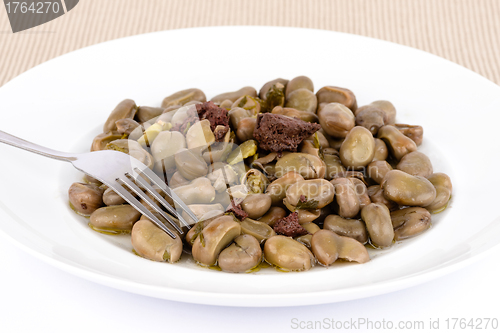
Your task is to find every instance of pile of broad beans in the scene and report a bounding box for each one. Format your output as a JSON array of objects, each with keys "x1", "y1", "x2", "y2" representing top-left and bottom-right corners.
[{"x1": 68, "y1": 76, "x2": 452, "y2": 273}]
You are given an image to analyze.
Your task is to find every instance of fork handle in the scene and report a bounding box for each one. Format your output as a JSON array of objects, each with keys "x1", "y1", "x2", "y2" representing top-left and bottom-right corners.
[{"x1": 0, "y1": 130, "x2": 77, "y2": 162}]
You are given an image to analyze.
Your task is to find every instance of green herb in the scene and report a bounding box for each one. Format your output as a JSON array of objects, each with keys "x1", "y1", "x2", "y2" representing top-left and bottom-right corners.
[
  {"x1": 190, "y1": 222, "x2": 204, "y2": 246},
  {"x1": 263, "y1": 84, "x2": 285, "y2": 112},
  {"x1": 295, "y1": 199, "x2": 319, "y2": 210}
]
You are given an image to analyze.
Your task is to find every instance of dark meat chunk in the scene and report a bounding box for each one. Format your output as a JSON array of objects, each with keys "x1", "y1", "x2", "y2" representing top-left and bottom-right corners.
[
  {"x1": 196, "y1": 101, "x2": 229, "y2": 131},
  {"x1": 226, "y1": 201, "x2": 249, "y2": 221},
  {"x1": 196, "y1": 101, "x2": 230, "y2": 142},
  {"x1": 273, "y1": 212, "x2": 309, "y2": 237},
  {"x1": 172, "y1": 102, "x2": 230, "y2": 141},
  {"x1": 253, "y1": 113, "x2": 321, "y2": 152},
  {"x1": 213, "y1": 125, "x2": 229, "y2": 142}
]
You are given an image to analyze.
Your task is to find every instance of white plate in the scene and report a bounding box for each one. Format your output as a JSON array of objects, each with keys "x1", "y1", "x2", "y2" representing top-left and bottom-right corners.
[{"x1": 0, "y1": 26, "x2": 499, "y2": 307}]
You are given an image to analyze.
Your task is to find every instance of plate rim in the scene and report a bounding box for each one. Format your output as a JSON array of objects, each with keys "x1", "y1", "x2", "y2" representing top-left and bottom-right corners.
[{"x1": 1, "y1": 25, "x2": 500, "y2": 307}]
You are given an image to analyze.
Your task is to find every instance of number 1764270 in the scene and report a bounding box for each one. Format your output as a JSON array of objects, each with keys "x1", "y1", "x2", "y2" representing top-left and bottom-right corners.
[{"x1": 5, "y1": 2, "x2": 61, "y2": 14}]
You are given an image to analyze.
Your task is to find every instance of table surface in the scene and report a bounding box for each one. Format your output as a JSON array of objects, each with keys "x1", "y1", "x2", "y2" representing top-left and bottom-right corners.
[{"x1": 1, "y1": 1, "x2": 499, "y2": 332}]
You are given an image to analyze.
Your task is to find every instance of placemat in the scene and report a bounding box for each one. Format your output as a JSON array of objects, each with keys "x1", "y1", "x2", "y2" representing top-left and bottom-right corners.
[{"x1": 1, "y1": 0, "x2": 499, "y2": 86}]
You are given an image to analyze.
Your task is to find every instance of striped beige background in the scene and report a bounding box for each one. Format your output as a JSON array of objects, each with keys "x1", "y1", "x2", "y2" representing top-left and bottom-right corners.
[{"x1": 1, "y1": 0, "x2": 499, "y2": 86}]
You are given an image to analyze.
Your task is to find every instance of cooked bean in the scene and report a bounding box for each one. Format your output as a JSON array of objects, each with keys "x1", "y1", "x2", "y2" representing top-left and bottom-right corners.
[
  {"x1": 378, "y1": 125, "x2": 417, "y2": 160},
  {"x1": 395, "y1": 124, "x2": 423, "y2": 146},
  {"x1": 214, "y1": 190, "x2": 232, "y2": 208},
  {"x1": 257, "y1": 206, "x2": 287, "y2": 226},
  {"x1": 83, "y1": 174, "x2": 102, "y2": 186},
  {"x1": 311, "y1": 131, "x2": 330, "y2": 148},
  {"x1": 151, "y1": 131, "x2": 186, "y2": 173},
  {"x1": 295, "y1": 234, "x2": 313, "y2": 248},
  {"x1": 318, "y1": 103, "x2": 355, "y2": 138},
  {"x1": 161, "y1": 88, "x2": 206, "y2": 108},
  {"x1": 323, "y1": 215, "x2": 368, "y2": 244},
  {"x1": 311, "y1": 229, "x2": 340, "y2": 266},
  {"x1": 299, "y1": 140, "x2": 321, "y2": 159},
  {"x1": 381, "y1": 170, "x2": 436, "y2": 206},
  {"x1": 264, "y1": 235, "x2": 314, "y2": 271},
  {"x1": 240, "y1": 218, "x2": 276, "y2": 243},
  {"x1": 202, "y1": 142, "x2": 234, "y2": 165},
  {"x1": 115, "y1": 118, "x2": 140, "y2": 135},
  {"x1": 316, "y1": 86, "x2": 357, "y2": 112},
  {"x1": 350, "y1": 178, "x2": 371, "y2": 209},
  {"x1": 89, "y1": 205, "x2": 141, "y2": 233},
  {"x1": 169, "y1": 171, "x2": 190, "y2": 189},
  {"x1": 185, "y1": 218, "x2": 216, "y2": 245},
  {"x1": 236, "y1": 117, "x2": 257, "y2": 142},
  {"x1": 91, "y1": 132, "x2": 123, "y2": 152},
  {"x1": 218, "y1": 234, "x2": 262, "y2": 273},
  {"x1": 241, "y1": 193, "x2": 272, "y2": 219},
  {"x1": 368, "y1": 100, "x2": 396, "y2": 124},
  {"x1": 106, "y1": 139, "x2": 154, "y2": 169},
  {"x1": 284, "y1": 179, "x2": 335, "y2": 210},
  {"x1": 207, "y1": 163, "x2": 239, "y2": 193},
  {"x1": 272, "y1": 106, "x2": 319, "y2": 123},
  {"x1": 266, "y1": 171, "x2": 304, "y2": 205},
  {"x1": 69, "y1": 182, "x2": 104, "y2": 216},
  {"x1": 367, "y1": 160, "x2": 393, "y2": 184},
  {"x1": 191, "y1": 215, "x2": 241, "y2": 266},
  {"x1": 229, "y1": 107, "x2": 252, "y2": 128},
  {"x1": 131, "y1": 219, "x2": 182, "y2": 262},
  {"x1": 331, "y1": 178, "x2": 360, "y2": 218},
  {"x1": 323, "y1": 149, "x2": 346, "y2": 180},
  {"x1": 285, "y1": 76, "x2": 314, "y2": 97},
  {"x1": 338, "y1": 236, "x2": 370, "y2": 263},
  {"x1": 302, "y1": 222, "x2": 320, "y2": 234},
  {"x1": 136, "y1": 106, "x2": 165, "y2": 123},
  {"x1": 211, "y1": 86, "x2": 257, "y2": 104},
  {"x1": 102, "y1": 187, "x2": 126, "y2": 206},
  {"x1": 275, "y1": 153, "x2": 325, "y2": 179},
  {"x1": 183, "y1": 204, "x2": 225, "y2": 225},
  {"x1": 185, "y1": 119, "x2": 215, "y2": 149},
  {"x1": 367, "y1": 185, "x2": 399, "y2": 211},
  {"x1": 424, "y1": 173, "x2": 452, "y2": 212},
  {"x1": 103, "y1": 99, "x2": 138, "y2": 133},
  {"x1": 355, "y1": 107, "x2": 387, "y2": 135},
  {"x1": 293, "y1": 209, "x2": 321, "y2": 224},
  {"x1": 396, "y1": 151, "x2": 433, "y2": 178},
  {"x1": 372, "y1": 138, "x2": 389, "y2": 161},
  {"x1": 232, "y1": 95, "x2": 261, "y2": 115},
  {"x1": 361, "y1": 203, "x2": 394, "y2": 248},
  {"x1": 174, "y1": 148, "x2": 208, "y2": 180},
  {"x1": 323, "y1": 132, "x2": 345, "y2": 150},
  {"x1": 285, "y1": 88, "x2": 318, "y2": 113},
  {"x1": 391, "y1": 207, "x2": 432, "y2": 240},
  {"x1": 259, "y1": 78, "x2": 289, "y2": 100},
  {"x1": 339, "y1": 126, "x2": 376, "y2": 169},
  {"x1": 170, "y1": 105, "x2": 194, "y2": 127},
  {"x1": 241, "y1": 168, "x2": 268, "y2": 194},
  {"x1": 137, "y1": 120, "x2": 171, "y2": 147},
  {"x1": 219, "y1": 99, "x2": 233, "y2": 110},
  {"x1": 173, "y1": 177, "x2": 216, "y2": 205}
]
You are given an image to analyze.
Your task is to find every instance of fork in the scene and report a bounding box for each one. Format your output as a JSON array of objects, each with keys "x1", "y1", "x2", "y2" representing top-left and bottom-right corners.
[{"x1": 0, "y1": 130, "x2": 197, "y2": 239}]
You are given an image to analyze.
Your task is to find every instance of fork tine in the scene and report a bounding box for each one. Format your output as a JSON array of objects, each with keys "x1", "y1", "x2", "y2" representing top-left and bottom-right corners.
[
  {"x1": 132, "y1": 173, "x2": 193, "y2": 229},
  {"x1": 110, "y1": 180, "x2": 178, "y2": 239},
  {"x1": 134, "y1": 167, "x2": 199, "y2": 225},
  {"x1": 117, "y1": 176, "x2": 184, "y2": 235}
]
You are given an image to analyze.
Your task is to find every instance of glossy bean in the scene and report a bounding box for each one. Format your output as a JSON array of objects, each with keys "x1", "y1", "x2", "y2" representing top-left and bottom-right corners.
[
  {"x1": 68, "y1": 182, "x2": 104, "y2": 216},
  {"x1": 381, "y1": 170, "x2": 436, "y2": 206},
  {"x1": 161, "y1": 88, "x2": 206, "y2": 108},
  {"x1": 361, "y1": 203, "x2": 394, "y2": 248}
]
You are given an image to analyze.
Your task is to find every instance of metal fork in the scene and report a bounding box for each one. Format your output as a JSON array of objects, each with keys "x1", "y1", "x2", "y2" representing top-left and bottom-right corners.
[{"x1": 0, "y1": 130, "x2": 197, "y2": 239}]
